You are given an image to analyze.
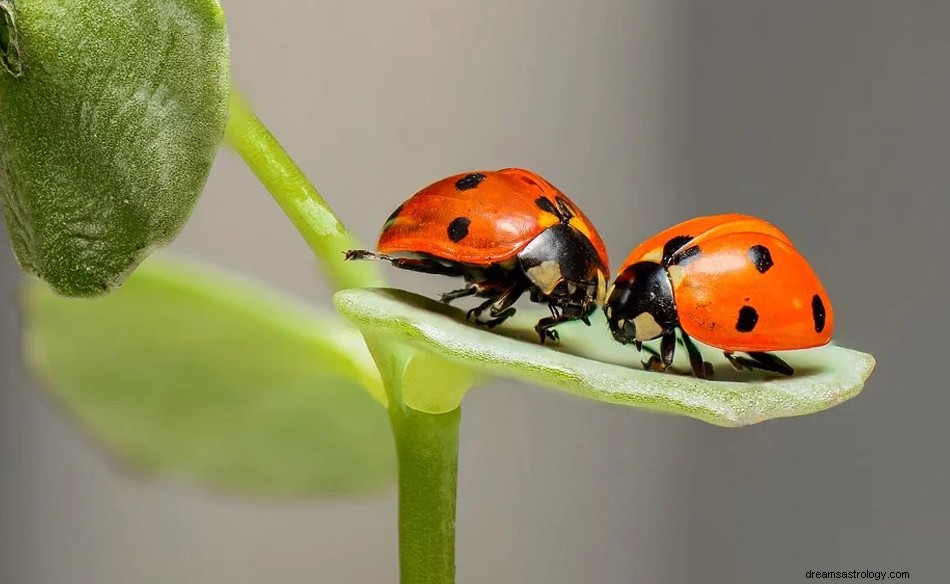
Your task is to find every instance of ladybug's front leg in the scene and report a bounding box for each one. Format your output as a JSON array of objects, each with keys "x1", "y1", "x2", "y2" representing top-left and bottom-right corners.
[
  {"x1": 533, "y1": 316, "x2": 563, "y2": 344},
  {"x1": 534, "y1": 303, "x2": 568, "y2": 343},
  {"x1": 642, "y1": 330, "x2": 677, "y2": 372},
  {"x1": 534, "y1": 301, "x2": 601, "y2": 344}
]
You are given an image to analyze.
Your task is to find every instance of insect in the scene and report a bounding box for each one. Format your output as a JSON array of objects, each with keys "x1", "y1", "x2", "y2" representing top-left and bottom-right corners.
[
  {"x1": 345, "y1": 168, "x2": 609, "y2": 342},
  {"x1": 604, "y1": 213, "x2": 834, "y2": 378}
]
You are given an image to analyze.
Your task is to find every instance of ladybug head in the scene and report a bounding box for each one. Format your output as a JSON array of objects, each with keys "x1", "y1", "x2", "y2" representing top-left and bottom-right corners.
[
  {"x1": 605, "y1": 261, "x2": 678, "y2": 344},
  {"x1": 517, "y1": 223, "x2": 608, "y2": 318}
]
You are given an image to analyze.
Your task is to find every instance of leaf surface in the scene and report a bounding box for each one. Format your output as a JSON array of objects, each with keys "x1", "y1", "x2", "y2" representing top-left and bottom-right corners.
[
  {"x1": 0, "y1": 0, "x2": 230, "y2": 295},
  {"x1": 334, "y1": 288, "x2": 875, "y2": 426}
]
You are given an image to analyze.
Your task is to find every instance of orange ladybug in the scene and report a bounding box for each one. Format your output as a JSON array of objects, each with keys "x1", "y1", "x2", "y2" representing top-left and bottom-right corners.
[
  {"x1": 604, "y1": 214, "x2": 833, "y2": 378},
  {"x1": 346, "y1": 168, "x2": 609, "y2": 342}
]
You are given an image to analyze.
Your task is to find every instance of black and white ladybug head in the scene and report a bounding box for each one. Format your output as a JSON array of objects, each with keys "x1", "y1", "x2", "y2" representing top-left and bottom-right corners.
[{"x1": 604, "y1": 261, "x2": 678, "y2": 344}]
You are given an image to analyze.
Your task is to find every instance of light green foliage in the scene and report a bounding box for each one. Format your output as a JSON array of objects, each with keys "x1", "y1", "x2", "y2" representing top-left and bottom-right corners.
[
  {"x1": 335, "y1": 288, "x2": 876, "y2": 427},
  {"x1": 0, "y1": 0, "x2": 230, "y2": 296},
  {"x1": 24, "y1": 256, "x2": 396, "y2": 496}
]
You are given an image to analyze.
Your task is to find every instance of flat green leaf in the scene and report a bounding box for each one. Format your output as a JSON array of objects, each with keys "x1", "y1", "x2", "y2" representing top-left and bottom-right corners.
[
  {"x1": 0, "y1": 0, "x2": 230, "y2": 296},
  {"x1": 24, "y1": 256, "x2": 396, "y2": 496},
  {"x1": 334, "y1": 288, "x2": 876, "y2": 427}
]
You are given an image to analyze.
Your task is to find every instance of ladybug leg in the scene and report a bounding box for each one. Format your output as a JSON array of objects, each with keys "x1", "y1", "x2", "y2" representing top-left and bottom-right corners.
[
  {"x1": 723, "y1": 352, "x2": 794, "y2": 376},
  {"x1": 680, "y1": 330, "x2": 711, "y2": 379},
  {"x1": 440, "y1": 285, "x2": 479, "y2": 304},
  {"x1": 482, "y1": 288, "x2": 525, "y2": 328},
  {"x1": 466, "y1": 283, "x2": 526, "y2": 328},
  {"x1": 532, "y1": 300, "x2": 598, "y2": 343},
  {"x1": 482, "y1": 308, "x2": 518, "y2": 329},
  {"x1": 533, "y1": 303, "x2": 570, "y2": 343},
  {"x1": 466, "y1": 299, "x2": 493, "y2": 323},
  {"x1": 660, "y1": 330, "x2": 676, "y2": 369},
  {"x1": 343, "y1": 250, "x2": 464, "y2": 277},
  {"x1": 744, "y1": 352, "x2": 794, "y2": 376},
  {"x1": 533, "y1": 318, "x2": 560, "y2": 343},
  {"x1": 724, "y1": 351, "x2": 748, "y2": 371},
  {"x1": 638, "y1": 332, "x2": 677, "y2": 371}
]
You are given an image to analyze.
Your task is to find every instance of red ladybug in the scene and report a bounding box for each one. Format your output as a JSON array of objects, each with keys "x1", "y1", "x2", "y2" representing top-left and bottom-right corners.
[
  {"x1": 346, "y1": 168, "x2": 609, "y2": 342},
  {"x1": 604, "y1": 214, "x2": 834, "y2": 378}
]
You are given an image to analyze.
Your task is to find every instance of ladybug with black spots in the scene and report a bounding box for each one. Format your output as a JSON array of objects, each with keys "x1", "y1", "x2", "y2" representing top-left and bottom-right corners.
[
  {"x1": 604, "y1": 214, "x2": 833, "y2": 378},
  {"x1": 346, "y1": 168, "x2": 610, "y2": 342}
]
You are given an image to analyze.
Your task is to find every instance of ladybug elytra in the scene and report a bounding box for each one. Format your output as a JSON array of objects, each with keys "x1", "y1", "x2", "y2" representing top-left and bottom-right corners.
[
  {"x1": 605, "y1": 214, "x2": 834, "y2": 378},
  {"x1": 346, "y1": 168, "x2": 609, "y2": 342}
]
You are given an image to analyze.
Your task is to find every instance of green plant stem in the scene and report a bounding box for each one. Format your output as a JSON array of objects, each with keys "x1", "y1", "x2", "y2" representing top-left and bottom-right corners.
[
  {"x1": 390, "y1": 402, "x2": 461, "y2": 584},
  {"x1": 224, "y1": 92, "x2": 383, "y2": 291},
  {"x1": 225, "y1": 90, "x2": 463, "y2": 583}
]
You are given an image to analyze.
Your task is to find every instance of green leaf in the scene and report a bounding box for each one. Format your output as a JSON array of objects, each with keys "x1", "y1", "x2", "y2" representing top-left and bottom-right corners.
[
  {"x1": 24, "y1": 256, "x2": 396, "y2": 496},
  {"x1": 0, "y1": 0, "x2": 230, "y2": 296},
  {"x1": 334, "y1": 288, "x2": 876, "y2": 427}
]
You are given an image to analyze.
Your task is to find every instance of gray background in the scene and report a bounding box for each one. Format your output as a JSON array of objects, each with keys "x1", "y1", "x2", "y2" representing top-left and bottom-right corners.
[{"x1": 2, "y1": 1, "x2": 948, "y2": 582}]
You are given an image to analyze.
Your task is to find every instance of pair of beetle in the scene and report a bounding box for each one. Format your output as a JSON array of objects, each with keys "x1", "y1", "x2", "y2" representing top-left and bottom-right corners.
[{"x1": 346, "y1": 168, "x2": 833, "y2": 378}]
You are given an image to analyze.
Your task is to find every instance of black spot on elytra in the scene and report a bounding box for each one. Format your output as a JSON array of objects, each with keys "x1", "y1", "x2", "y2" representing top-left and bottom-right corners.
[
  {"x1": 384, "y1": 204, "x2": 404, "y2": 225},
  {"x1": 736, "y1": 305, "x2": 759, "y2": 333},
  {"x1": 812, "y1": 294, "x2": 826, "y2": 333},
  {"x1": 447, "y1": 216, "x2": 471, "y2": 242},
  {"x1": 455, "y1": 173, "x2": 486, "y2": 191},
  {"x1": 535, "y1": 197, "x2": 559, "y2": 216},
  {"x1": 749, "y1": 244, "x2": 774, "y2": 273},
  {"x1": 662, "y1": 235, "x2": 693, "y2": 265},
  {"x1": 674, "y1": 245, "x2": 702, "y2": 266}
]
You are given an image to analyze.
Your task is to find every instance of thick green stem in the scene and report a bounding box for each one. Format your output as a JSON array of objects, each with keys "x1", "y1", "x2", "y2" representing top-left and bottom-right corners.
[
  {"x1": 224, "y1": 93, "x2": 383, "y2": 291},
  {"x1": 390, "y1": 402, "x2": 461, "y2": 584}
]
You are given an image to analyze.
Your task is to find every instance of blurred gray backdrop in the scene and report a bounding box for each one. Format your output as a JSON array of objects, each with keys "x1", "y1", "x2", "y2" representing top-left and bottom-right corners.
[{"x1": 2, "y1": 1, "x2": 949, "y2": 582}]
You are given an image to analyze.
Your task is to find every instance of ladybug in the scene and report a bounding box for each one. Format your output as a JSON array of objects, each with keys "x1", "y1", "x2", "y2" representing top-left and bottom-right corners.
[
  {"x1": 604, "y1": 214, "x2": 834, "y2": 378},
  {"x1": 345, "y1": 168, "x2": 609, "y2": 342}
]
